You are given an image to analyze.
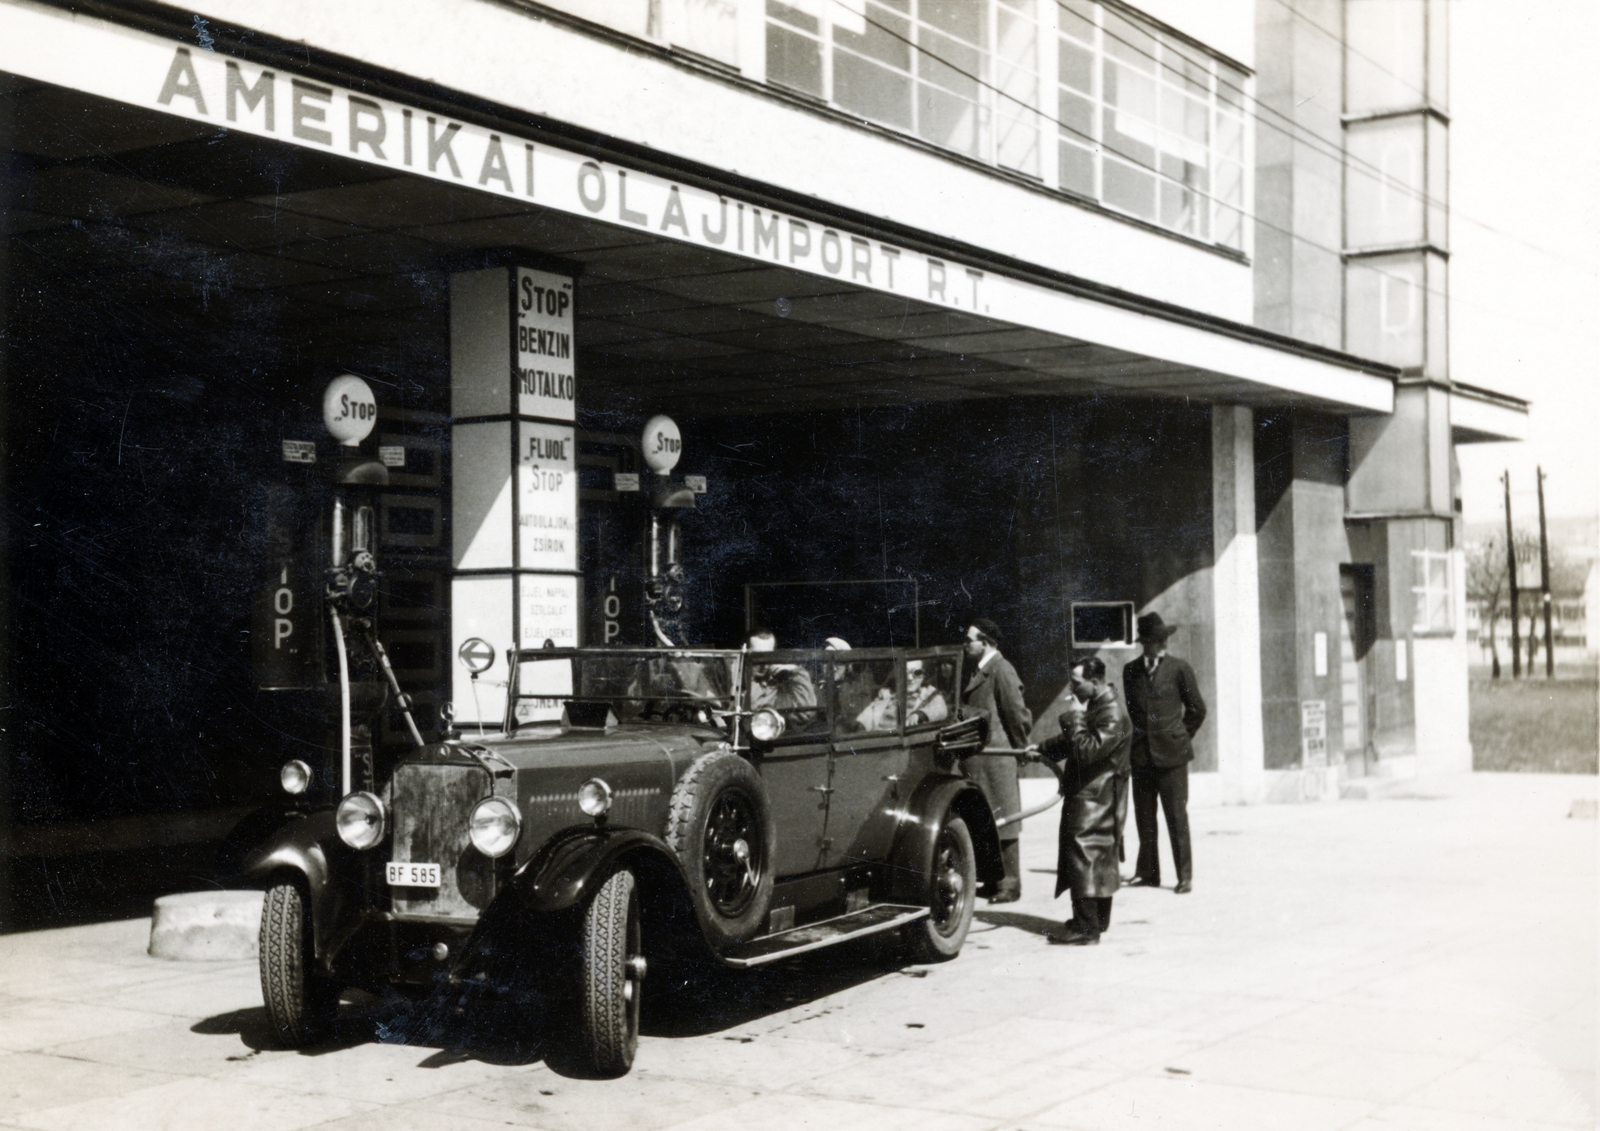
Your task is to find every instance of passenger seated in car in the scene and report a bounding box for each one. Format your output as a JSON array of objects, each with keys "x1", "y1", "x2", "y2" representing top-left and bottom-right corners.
[
  {"x1": 856, "y1": 659, "x2": 949, "y2": 731},
  {"x1": 905, "y1": 659, "x2": 950, "y2": 726},
  {"x1": 827, "y1": 637, "x2": 881, "y2": 729},
  {"x1": 747, "y1": 628, "x2": 817, "y2": 711}
]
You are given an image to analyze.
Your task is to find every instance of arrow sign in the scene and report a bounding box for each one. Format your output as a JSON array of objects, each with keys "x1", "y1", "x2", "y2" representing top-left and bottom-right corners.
[{"x1": 458, "y1": 637, "x2": 496, "y2": 675}]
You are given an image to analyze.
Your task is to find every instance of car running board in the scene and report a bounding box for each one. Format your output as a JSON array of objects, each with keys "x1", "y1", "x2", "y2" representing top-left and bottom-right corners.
[{"x1": 720, "y1": 903, "x2": 929, "y2": 968}]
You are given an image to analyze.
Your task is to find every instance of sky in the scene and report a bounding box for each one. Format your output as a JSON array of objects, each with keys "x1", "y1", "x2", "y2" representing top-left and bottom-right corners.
[{"x1": 1450, "y1": 0, "x2": 1600, "y2": 529}]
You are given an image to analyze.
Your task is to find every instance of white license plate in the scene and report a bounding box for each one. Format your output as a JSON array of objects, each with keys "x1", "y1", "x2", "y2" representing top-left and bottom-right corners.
[{"x1": 386, "y1": 862, "x2": 441, "y2": 888}]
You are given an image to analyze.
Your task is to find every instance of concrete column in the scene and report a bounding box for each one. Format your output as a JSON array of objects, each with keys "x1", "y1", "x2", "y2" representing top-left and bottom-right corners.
[{"x1": 1211, "y1": 405, "x2": 1265, "y2": 804}]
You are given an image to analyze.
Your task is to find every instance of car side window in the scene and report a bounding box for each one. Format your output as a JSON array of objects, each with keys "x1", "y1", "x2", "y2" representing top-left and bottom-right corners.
[
  {"x1": 833, "y1": 658, "x2": 899, "y2": 736},
  {"x1": 904, "y1": 656, "x2": 955, "y2": 732},
  {"x1": 748, "y1": 659, "x2": 830, "y2": 737}
]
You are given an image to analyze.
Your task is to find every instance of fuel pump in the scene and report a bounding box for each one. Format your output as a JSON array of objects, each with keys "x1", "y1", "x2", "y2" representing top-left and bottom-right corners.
[
  {"x1": 253, "y1": 375, "x2": 424, "y2": 805},
  {"x1": 638, "y1": 414, "x2": 698, "y2": 646}
]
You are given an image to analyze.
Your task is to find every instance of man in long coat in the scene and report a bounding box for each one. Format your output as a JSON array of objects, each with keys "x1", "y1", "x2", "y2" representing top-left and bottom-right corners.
[
  {"x1": 961, "y1": 618, "x2": 1031, "y2": 902},
  {"x1": 1122, "y1": 612, "x2": 1207, "y2": 893},
  {"x1": 1031, "y1": 656, "x2": 1130, "y2": 945}
]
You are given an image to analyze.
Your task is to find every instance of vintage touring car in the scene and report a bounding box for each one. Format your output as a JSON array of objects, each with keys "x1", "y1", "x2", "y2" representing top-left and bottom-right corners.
[{"x1": 232, "y1": 644, "x2": 1005, "y2": 1076}]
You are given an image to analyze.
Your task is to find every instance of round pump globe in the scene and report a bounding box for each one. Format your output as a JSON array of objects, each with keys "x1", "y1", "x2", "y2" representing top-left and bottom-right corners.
[
  {"x1": 640, "y1": 414, "x2": 682, "y2": 473},
  {"x1": 323, "y1": 374, "x2": 378, "y2": 446}
]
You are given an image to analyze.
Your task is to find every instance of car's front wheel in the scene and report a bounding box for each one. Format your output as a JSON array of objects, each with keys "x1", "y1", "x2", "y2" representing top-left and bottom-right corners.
[
  {"x1": 259, "y1": 881, "x2": 339, "y2": 1047},
  {"x1": 904, "y1": 815, "x2": 977, "y2": 963},
  {"x1": 573, "y1": 867, "x2": 644, "y2": 1077},
  {"x1": 664, "y1": 750, "x2": 775, "y2": 946}
]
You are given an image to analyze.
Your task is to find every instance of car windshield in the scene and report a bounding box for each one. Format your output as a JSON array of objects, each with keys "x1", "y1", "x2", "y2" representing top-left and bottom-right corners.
[{"x1": 508, "y1": 649, "x2": 741, "y2": 726}]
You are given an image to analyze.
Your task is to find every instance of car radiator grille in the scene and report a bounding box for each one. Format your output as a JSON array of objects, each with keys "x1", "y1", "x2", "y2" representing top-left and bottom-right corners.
[{"x1": 390, "y1": 763, "x2": 497, "y2": 919}]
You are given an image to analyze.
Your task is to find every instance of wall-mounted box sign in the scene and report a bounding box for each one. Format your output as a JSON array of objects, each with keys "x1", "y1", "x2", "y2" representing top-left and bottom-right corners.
[
  {"x1": 614, "y1": 473, "x2": 641, "y2": 493},
  {"x1": 1071, "y1": 601, "x2": 1135, "y2": 647},
  {"x1": 1301, "y1": 699, "x2": 1328, "y2": 767}
]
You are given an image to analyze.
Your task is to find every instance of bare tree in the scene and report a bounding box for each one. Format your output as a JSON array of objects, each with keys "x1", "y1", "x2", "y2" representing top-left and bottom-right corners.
[
  {"x1": 1468, "y1": 537, "x2": 1508, "y2": 677},
  {"x1": 1468, "y1": 531, "x2": 1569, "y2": 677}
]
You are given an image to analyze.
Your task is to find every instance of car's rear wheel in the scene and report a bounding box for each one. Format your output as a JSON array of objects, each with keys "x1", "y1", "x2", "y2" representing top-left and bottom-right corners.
[
  {"x1": 259, "y1": 881, "x2": 338, "y2": 1046},
  {"x1": 904, "y1": 815, "x2": 977, "y2": 963},
  {"x1": 665, "y1": 751, "x2": 775, "y2": 946},
  {"x1": 574, "y1": 868, "x2": 644, "y2": 1077}
]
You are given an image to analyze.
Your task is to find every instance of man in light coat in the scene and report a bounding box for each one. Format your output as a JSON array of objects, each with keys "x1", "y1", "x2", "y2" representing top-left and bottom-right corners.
[
  {"x1": 962, "y1": 618, "x2": 1031, "y2": 903},
  {"x1": 1122, "y1": 612, "x2": 1207, "y2": 893}
]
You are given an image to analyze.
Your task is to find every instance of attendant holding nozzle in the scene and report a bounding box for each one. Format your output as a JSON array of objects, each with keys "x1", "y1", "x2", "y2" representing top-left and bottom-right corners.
[{"x1": 1026, "y1": 656, "x2": 1131, "y2": 946}]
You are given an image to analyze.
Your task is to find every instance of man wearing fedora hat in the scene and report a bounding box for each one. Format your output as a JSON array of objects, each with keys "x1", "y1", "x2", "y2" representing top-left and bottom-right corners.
[
  {"x1": 1122, "y1": 612, "x2": 1207, "y2": 893},
  {"x1": 962, "y1": 617, "x2": 1032, "y2": 902}
]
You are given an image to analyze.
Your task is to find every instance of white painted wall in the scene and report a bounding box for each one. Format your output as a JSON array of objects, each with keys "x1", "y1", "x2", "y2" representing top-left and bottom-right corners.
[
  {"x1": 175, "y1": 0, "x2": 1255, "y2": 322},
  {"x1": 1136, "y1": 0, "x2": 1253, "y2": 67}
]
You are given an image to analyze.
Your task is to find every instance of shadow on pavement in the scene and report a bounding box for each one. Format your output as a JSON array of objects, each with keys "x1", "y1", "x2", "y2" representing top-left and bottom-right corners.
[
  {"x1": 187, "y1": 934, "x2": 906, "y2": 1074},
  {"x1": 975, "y1": 909, "x2": 1062, "y2": 937},
  {"x1": 641, "y1": 934, "x2": 905, "y2": 1038}
]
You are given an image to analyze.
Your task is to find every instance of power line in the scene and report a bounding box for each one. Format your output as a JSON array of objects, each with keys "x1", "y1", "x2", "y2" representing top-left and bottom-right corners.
[{"x1": 808, "y1": 0, "x2": 1589, "y2": 338}]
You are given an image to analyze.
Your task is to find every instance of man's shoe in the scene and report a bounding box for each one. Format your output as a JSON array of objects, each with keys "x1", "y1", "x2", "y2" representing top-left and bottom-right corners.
[
  {"x1": 988, "y1": 889, "x2": 1021, "y2": 905},
  {"x1": 1123, "y1": 874, "x2": 1158, "y2": 888},
  {"x1": 1046, "y1": 921, "x2": 1100, "y2": 946},
  {"x1": 1174, "y1": 880, "x2": 1192, "y2": 894}
]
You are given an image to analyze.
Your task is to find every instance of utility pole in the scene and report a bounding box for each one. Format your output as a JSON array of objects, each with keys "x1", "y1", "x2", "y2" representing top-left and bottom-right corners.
[
  {"x1": 1538, "y1": 466, "x2": 1554, "y2": 678},
  {"x1": 1504, "y1": 471, "x2": 1520, "y2": 678}
]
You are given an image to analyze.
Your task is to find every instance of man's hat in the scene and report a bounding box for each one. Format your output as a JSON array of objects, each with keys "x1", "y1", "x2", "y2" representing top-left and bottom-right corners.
[
  {"x1": 1136, "y1": 612, "x2": 1179, "y2": 642},
  {"x1": 969, "y1": 617, "x2": 1002, "y2": 644}
]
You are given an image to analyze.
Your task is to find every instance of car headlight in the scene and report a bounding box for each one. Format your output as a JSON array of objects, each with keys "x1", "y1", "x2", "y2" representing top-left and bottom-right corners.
[
  {"x1": 469, "y1": 796, "x2": 522, "y2": 858},
  {"x1": 750, "y1": 707, "x2": 786, "y2": 743},
  {"x1": 279, "y1": 759, "x2": 312, "y2": 796},
  {"x1": 578, "y1": 778, "x2": 613, "y2": 817},
  {"x1": 335, "y1": 791, "x2": 387, "y2": 850}
]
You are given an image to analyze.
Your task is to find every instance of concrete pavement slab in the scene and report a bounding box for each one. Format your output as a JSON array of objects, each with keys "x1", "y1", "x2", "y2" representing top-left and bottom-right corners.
[
  {"x1": 1171, "y1": 1032, "x2": 1459, "y2": 1104},
  {"x1": 1026, "y1": 1075, "x2": 1379, "y2": 1131},
  {"x1": 1401, "y1": 1062, "x2": 1596, "y2": 1127},
  {"x1": 9, "y1": 1079, "x2": 378, "y2": 1131},
  {"x1": 798, "y1": 1049, "x2": 1119, "y2": 1120},
  {"x1": 0, "y1": 771, "x2": 1591, "y2": 1129},
  {"x1": 0, "y1": 1053, "x2": 178, "y2": 1122},
  {"x1": 661, "y1": 1092, "x2": 996, "y2": 1131},
  {"x1": 416, "y1": 1071, "x2": 761, "y2": 1130},
  {"x1": 0, "y1": 1000, "x2": 175, "y2": 1053}
]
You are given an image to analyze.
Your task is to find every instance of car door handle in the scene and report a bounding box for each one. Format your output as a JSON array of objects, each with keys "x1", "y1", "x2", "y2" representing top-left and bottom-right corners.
[
  {"x1": 881, "y1": 774, "x2": 901, "y2": 783},
  {"x1": 809, "y1": 784, "x2": 834, "y2": 795}
]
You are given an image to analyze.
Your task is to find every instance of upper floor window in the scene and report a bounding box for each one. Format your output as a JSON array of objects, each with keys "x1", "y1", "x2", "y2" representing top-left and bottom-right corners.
[
  {"x1": 1057, "y1": 1, "x2": 1246, "y2": 248},
  {"x1": 1412, "y1": 549, "x2": 1454, "y2": 633},
  {"x1": 765, "y1": 0, "x2": 1248, "y2": 251}
]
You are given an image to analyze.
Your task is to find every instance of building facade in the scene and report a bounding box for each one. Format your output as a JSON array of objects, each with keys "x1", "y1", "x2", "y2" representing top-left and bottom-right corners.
[{"x1": 0, "y1": 0, "x2": 1527, "y2": 914}]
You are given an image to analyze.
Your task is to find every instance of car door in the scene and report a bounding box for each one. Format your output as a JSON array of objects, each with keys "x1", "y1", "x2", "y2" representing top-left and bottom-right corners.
[
  {"x1": 821, "y1": 650, "x2": 957, "y2": 870},
  {"x1": 746, "y1": 654, "x2": 833, "y2": 878}
]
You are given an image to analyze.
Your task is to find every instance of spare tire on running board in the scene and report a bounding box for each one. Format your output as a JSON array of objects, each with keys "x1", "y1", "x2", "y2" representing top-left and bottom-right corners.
[{"x1": 664, "y1": 750, "x2": 775, "y2": 947}]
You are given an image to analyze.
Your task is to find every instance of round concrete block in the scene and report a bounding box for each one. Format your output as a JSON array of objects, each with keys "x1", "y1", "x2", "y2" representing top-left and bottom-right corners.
[{"x1": 148, "y1": 890, "x2": 264, "y2": 961}]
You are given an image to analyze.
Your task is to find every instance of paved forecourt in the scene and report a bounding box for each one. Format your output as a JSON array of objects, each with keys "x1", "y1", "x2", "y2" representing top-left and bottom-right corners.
[{"x1": 0, "y1": 771, "x2": 1591, "y2": 1131}]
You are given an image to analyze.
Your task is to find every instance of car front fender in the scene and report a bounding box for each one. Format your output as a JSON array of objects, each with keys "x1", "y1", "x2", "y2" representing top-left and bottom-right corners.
[
  {"x1": 231, "y1": 808, "x2": 359, "y2": 962},
  {"x1": 513, "y1": 826, "x2": 683, "y2": 916},
  {"x1": 885, "y1": 776, "x2": 1005, "y2": 903}
]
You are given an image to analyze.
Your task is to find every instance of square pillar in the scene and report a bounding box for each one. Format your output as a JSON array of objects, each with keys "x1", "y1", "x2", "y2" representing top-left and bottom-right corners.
[
  {"x1": 449, "y1": 264, "x2": 580, "y2": 727},
  {"x1": 1212, "y1": 405, "x2": 1265, "y2": 803}
]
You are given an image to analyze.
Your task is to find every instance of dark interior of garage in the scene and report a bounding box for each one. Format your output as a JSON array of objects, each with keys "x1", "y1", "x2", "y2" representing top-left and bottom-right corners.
[{"x1": 2, "y1": 77, "x2": 1252, "y2": 925}]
